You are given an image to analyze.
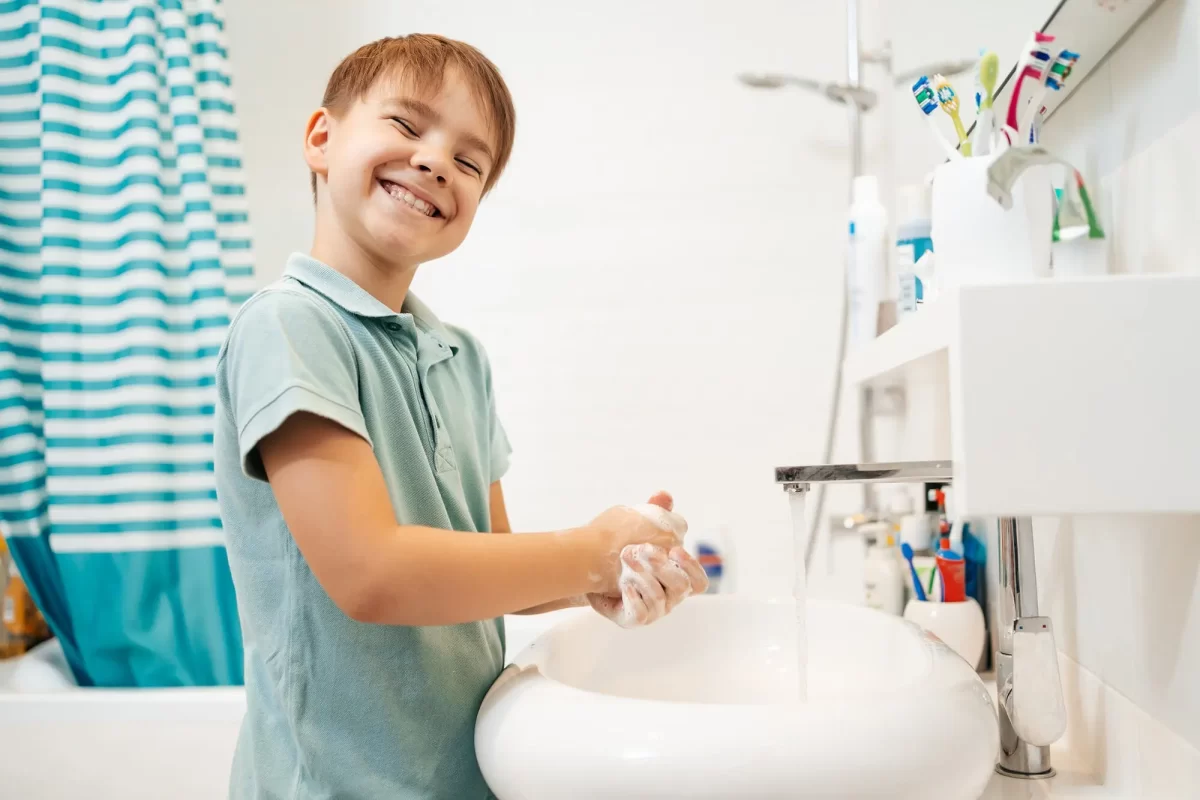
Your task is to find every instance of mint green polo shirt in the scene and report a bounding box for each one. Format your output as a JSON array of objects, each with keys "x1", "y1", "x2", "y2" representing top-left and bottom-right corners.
[{"x1": 214, "y1": 253, "x2": 512, "y2": 799}]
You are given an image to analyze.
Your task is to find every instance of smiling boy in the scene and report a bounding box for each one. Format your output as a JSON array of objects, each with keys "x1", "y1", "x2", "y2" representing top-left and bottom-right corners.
[{"x1": 214, "y1": 34, "x2": 705, "y2": 799}]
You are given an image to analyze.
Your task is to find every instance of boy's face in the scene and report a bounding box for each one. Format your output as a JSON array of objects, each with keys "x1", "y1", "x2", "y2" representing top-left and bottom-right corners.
[{"x1": 307, "y1": 68, "x2": 496, "y2": 268}]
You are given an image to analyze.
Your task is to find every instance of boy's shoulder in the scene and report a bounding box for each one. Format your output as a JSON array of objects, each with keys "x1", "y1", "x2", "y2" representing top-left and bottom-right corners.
[
  {"x1": 231, "y1": 276, "x2": 335, "y2": 324},
  {"x1": 218, "y1": 278, "x2": 350, "y2": 365}
]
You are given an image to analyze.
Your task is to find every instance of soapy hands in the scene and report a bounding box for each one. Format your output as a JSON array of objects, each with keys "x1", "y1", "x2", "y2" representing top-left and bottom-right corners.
[{"x1": 586, "y1": 492, "x2": 708, "y2": 629}]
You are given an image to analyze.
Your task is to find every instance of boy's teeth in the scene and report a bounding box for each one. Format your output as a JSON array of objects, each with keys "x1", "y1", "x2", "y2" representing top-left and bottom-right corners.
[{"x1": 383, "y1": 181, "x2": 436, "y2": 217}]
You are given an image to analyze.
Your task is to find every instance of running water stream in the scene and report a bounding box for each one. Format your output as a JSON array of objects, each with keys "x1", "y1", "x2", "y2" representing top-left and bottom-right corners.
[{"x1": 788, "y1": 489, "x2": 809, "y2": 703}]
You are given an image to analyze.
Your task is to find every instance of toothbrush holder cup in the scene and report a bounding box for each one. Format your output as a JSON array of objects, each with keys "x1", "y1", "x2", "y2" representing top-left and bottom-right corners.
[
  {"x1": 903, "y1": 597, "x2": 986, "y2": 671},
  {"x1": 931, "y1": 153, "x2": 1054, "y2": 290}
]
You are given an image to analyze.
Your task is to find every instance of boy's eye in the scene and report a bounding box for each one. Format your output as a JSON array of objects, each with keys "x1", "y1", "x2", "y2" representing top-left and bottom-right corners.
[
  {"x1": 392, "y1": 118, "x2": 417, "y2": 136},
  {"x1": 456, "y1": 158, "x2": 482, "y2": 176}
]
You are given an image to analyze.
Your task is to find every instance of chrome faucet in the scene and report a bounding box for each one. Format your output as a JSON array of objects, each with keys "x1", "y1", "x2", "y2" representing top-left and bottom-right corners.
[
  {"x1": 994, "y1": 517, "x2": 1067, "y2": 778},
  {"x1": 775, "y1": 461, "x2": 1066, "y2": 778}
]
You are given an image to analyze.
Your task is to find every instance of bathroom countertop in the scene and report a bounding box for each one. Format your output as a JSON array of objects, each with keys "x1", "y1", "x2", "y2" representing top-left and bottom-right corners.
[
  {"x1": 975, "y1": 673, "x2": 1099, "y2": 799},
  {"x1": 980, "y1": 762, "x2": 1120, "y2": 799},
  {"x1": 972, "y1": 669, "x2": 1198, "y2": 799}
]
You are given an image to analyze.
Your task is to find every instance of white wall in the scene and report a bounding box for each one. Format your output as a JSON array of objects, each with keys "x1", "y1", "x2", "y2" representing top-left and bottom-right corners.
[
  {"x1": 224, "y1": 0, "x2": 878, "y2": 595},
  {"x1": 1031, "y1": 0, "x2": 1200, "y2": 754}
]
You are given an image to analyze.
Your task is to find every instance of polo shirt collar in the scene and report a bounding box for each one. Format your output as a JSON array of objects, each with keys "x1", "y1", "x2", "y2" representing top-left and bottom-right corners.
[{"x1": 284, "y1": 253, "x2": 457, "y2": 353}]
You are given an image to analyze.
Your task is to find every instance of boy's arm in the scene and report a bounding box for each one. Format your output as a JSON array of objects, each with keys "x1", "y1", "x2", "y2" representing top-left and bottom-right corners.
[
  {"x1": 488, "y1": 481, "x2": 588, "y2": 615},
  {"x1": 259, "y1": 412, "x2": 676, "y2": 626},
  {"x1": 488, "y1": 481, "x2": 512, "y2": 533}
]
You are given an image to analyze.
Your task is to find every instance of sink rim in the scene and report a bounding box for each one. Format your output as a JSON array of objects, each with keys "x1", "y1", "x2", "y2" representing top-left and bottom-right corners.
[{"x1": 503, "y1": 594, "x2": 970, "y2": 710}]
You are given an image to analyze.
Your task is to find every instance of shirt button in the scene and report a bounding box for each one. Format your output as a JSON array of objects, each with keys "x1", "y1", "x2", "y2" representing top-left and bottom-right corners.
[{"x1": 385, "y1": 322, "x2": 401, "y2": 332}]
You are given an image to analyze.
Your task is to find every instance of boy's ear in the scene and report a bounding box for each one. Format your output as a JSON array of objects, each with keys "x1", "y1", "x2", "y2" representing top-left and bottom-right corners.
[{"x1": 304, "y1": 109, "x2": 331, "y2": 180}]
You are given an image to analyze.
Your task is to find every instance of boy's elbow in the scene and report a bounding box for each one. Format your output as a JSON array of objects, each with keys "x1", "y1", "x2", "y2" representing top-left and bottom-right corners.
[
  {"x1": 333, "y1": 577, "x2": 401, "y2": 624},
  {"x1": 337, "y1": 587, "x2": 388, "y2": 624},
  {"x1": 328, "y1": 570, "x2": 423, "y2": 625}
]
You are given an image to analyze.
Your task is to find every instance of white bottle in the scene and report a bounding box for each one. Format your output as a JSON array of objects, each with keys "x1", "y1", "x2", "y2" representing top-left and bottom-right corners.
[
  {"x1": 847, "y1": 175, "x2": 889, "y2": 349},
  {"x1": 863, "y1": 525, "x2": 905, "y2": 616}
]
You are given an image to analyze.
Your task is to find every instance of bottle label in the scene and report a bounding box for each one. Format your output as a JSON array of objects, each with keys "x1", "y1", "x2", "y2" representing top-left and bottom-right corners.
[
  {"x1": 865, "y1": 580, "x2": 880, "y2": 609},
  {"x1": 896, "y1": 236, "x2": 933, "y2": 314},
  {"x1": 899, "y1": 273, "x2": 920, "y2": 313}
]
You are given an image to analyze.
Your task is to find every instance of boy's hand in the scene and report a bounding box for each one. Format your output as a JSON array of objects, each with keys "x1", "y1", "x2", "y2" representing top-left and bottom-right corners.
[
  {"x1": 587, "y1": 544, "x2": 708, "y2": 628},
  {"x1": 584, "y1": 493, "x2": 687, "y2": 591},
  {"x1": 584, "y1": 493, "x2": 709, "y2": 628}
]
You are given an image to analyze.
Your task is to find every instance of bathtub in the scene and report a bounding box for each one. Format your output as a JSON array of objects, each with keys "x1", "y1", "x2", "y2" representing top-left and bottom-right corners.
[{"x1": 0, "y1": 610, "x2": 575, "y2": 799}]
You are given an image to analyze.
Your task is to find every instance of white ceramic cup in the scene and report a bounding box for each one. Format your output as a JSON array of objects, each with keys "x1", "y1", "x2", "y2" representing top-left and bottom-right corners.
[
  {"x1": 931, "y1": 153, "x2": 1054, "y2": 289},
  {"x1": 903, "y1": 597, "x2": 986, "y2": 670}
]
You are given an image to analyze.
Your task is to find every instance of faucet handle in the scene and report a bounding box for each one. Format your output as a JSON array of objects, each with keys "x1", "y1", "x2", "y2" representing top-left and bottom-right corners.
[{"x1": 1006, "y1": 616, "x2": 1067, "y2": 747}]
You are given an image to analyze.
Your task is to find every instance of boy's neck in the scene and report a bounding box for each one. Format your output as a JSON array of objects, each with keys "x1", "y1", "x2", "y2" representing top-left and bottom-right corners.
[{"x1": 310, "y1": 218, "x2": 418, "y2": 314}]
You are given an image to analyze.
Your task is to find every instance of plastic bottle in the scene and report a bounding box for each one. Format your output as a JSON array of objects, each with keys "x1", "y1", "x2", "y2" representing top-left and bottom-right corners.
[
  {"x1": 863, "y1": 525, "x2": 905, "y2": 615},
  {"x1": 895, "y1": 183, "x2": 934, "y2": 322},
  {"x1": 847, "y1": 175, "x2": 889, "y2": 348},
  {"x1": 688, "y1": 525, "x2": 733, "y2": 594},
  {"x1": 899, "y1": 512, "x2": 934, "y2": 553}
]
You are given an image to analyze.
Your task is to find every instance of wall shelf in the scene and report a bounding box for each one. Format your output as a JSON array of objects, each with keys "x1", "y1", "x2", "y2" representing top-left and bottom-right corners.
[{"x1": 843, "y1": 275, "x2": 1200, "y2": 517}]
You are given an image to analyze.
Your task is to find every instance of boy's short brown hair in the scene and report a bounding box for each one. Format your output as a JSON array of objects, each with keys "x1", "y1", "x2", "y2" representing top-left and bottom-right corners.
[{"x1": 311, "y1": 34, "x2": 516, "y2": 199}]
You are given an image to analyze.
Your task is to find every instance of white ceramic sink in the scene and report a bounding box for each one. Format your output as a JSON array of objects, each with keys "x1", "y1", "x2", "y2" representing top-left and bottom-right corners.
[{"x1": 477, "y1": 595, "x2": 999, "y2": 799}]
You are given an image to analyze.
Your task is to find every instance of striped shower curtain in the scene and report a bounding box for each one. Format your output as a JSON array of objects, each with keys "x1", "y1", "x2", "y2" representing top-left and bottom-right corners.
[{"x1": 0, "y1": 0, "x2": 252, "y2": 686}]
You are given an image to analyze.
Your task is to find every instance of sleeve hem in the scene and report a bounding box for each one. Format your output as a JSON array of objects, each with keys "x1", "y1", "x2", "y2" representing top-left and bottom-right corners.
[
  {"x1": 490, "y1": 448, "x2": 511, "y2": 485},
  {"x1": 238, "y1": 383, "x2": 372, "y2": 480}
]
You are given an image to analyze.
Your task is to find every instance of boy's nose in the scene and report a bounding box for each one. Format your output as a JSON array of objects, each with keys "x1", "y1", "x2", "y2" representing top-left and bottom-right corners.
[{"x1": 412, "y1": 149, "x2": 451, "y2": 186}]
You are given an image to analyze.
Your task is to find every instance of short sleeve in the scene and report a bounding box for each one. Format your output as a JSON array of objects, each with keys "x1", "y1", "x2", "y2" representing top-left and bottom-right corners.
[
  {"x1": 489, "y1": 405, "x2": 512, "y2": 484},
  {"x1": 480, "y1": 344, "x2": 512, "y2": 484},
  {"x1": 222, "y1": 290, "x2": 371, "y2": 481}
]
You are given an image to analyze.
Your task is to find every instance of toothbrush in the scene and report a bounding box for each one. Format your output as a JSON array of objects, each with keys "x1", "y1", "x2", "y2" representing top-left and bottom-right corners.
[
  {"x1": 1021, "y1": 49, "x2": 1079, "y2": 143},
  {"x1": 1004, "y1": 32, "x2": 1056, "y2": 143},
  {"x1": 912, "y1": 75, "x2": 961, "y2": 160},
  {"x1": 973, "y1": 52, "x2": 1000, "y2": 156},
  {"x1": 1073, "y1": 169, "x2": 1105, "y2": 239},
  {"x1": 933, "y1": 74, "x2": 971, "y2": 156},
  {"x1": 901, "y1": 542, "x2": 927, "y2": 602}
]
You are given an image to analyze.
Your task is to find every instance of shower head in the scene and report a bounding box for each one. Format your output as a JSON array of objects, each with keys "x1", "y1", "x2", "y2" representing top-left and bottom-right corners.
[
  {"x1": 892, "y1": 58, "x2": 978, "y2": 85},
  {"x1": 737, "y1": 72, "x2": 879, "y2": 111},
  {"x1": 737, "y1": 72, "x2": 820, "y2": 91}
]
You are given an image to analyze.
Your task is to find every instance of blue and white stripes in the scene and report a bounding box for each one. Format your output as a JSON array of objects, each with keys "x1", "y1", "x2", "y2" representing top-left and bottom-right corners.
[{"x1": 0, "y1": 0, "x2": 249, "y2": 686}]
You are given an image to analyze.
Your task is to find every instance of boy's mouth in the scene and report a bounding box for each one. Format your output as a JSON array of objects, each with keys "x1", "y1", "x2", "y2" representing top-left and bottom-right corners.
[{"x1": 378, "y1": 179, "x2": 443, "y2": 219}]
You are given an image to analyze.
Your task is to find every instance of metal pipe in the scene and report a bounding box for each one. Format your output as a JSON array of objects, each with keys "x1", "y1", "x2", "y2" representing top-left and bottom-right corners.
[
  {"x1": 846, "y1": 0, "x2": 863, "y2": 178},
  {"x1": 997, "y1": 517, "x2": 1041, "y2": 655}
]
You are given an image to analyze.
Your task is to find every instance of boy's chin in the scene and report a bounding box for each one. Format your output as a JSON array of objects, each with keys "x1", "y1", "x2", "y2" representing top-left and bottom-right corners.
[{"x1": 364, "y1": 227, "x2": 448, "y2": 265}]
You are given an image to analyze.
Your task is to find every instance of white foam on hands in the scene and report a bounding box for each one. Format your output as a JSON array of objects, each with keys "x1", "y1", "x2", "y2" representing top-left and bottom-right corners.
[
  {"x1": 590, "y1": 503, "x2": 705, "y2": 629},
  {"x1": 629, "y1": 502, "x2": 688, "y2": 540}
]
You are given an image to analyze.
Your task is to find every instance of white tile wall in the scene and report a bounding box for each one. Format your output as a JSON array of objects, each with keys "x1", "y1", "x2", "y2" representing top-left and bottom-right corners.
[{"x1": 1029, "y1": 0, "x2": 1200, "y2": 756}]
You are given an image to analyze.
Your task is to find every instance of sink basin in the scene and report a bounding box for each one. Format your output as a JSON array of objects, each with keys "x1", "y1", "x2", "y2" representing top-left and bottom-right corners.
[{"x1": 477, "y1": 595, "x2": 999, "y2": 799}]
